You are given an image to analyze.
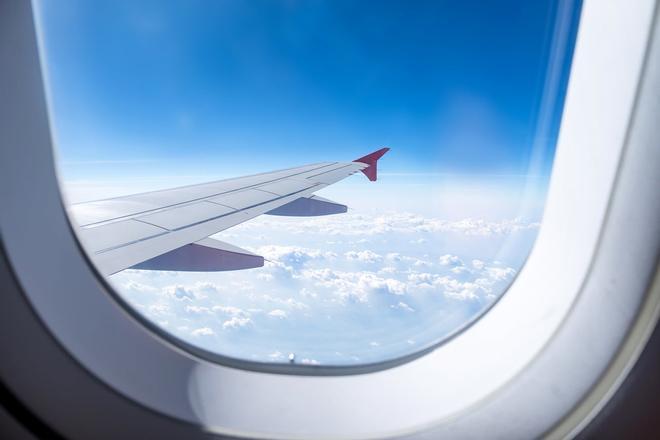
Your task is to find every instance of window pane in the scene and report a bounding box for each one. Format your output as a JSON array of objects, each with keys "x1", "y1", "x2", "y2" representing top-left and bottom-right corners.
[{"x1": 37, "y1": 0, "x2": 581, "y2": 367}]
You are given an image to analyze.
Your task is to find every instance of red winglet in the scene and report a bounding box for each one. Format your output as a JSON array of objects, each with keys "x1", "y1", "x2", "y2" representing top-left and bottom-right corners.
[{"x1": 353, "y1": 147, "x2": 390, "y2": 181}]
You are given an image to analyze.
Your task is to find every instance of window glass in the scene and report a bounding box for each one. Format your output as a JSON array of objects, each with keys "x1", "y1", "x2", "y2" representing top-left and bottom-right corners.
[{"x1": 37, "y1": 0, "x2": 581, "y2": 367}]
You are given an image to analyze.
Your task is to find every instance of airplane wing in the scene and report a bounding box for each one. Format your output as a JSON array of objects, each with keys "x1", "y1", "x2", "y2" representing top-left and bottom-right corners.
[{"x1": 69, "y1": 148, "x2": 390, "y2": 276}]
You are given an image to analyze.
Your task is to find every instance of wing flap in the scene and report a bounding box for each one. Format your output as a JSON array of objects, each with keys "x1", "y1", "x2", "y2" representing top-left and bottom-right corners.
[
  {"x1": 257, "y1": 179, "x2": 310, "y2": 196},
  {"x1": 131, "y1": 238, "x2": 263, "y2": 272},
  {"x1": 136, "y1": 201, "x2": 234, "y2": 231},
  {"x1": 209, "y1": 188, "x2": 275, "y2": 210},
  {"x1": 71, "y1": 199, "x2": 160, "y2": 227},
  {"x1": 78, "y1": 219, "x2": 167, "y2": 254}
]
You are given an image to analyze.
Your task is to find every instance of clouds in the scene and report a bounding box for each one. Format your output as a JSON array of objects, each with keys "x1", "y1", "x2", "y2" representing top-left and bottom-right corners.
[
  {"x1": 344, "y1": 250, "x2": 383, "y2": 263},
  {"x1": 298, "y1": 268, "x2": 407, "y2": 302},
  {"x1": 258, "y1": 245, "x2": 336, "y2": 268},
  {"x1": 191, "y1": 327, "x2": 215, "y2": 337},
  {"x1": 109, "y1": 211, "x2": 534, "y2": 365},
  {"x1": 222, "y1": 212, "x2": 540, "y2": 238},
  {"x1": 268, "y1": 309, "x2": 288, "y2": 319},
  {"x1": 165, "y1": 284, "x2": 204, "y2": 301},
  {"x1": 439, "y1": 254, "x2": 463, "y2": 266},
  {"x1": 213, "y1": 305, "x2": 247, "y2": 317},
  {"x1": 391, "y1": 302, "x2": 415, "y2": 312},
  {"x1": 485, "y1": 266, "x2": 516, "y2": 281},
  {"x1": 222, "y1": 316, "x2": 252, "y2": 330},
  {"x1": 472, "y1": 259, "x2": 485, "y2": 270}
]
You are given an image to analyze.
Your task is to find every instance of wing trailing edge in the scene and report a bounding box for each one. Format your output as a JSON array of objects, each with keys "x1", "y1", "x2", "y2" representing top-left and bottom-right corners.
[
  {"x1": 131, "y1": 237, "x2": 263, "y2": 272},
  {"x1": 353, "y1": 147, "x2": 390, "y2": 181}
]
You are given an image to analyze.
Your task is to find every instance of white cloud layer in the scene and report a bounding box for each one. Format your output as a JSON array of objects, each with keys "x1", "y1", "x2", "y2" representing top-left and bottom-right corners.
[
  {"x1": 223, "y1": 212, "x2": 540, "y2": 237},
  {"x1": 110, "y1": 210, "x2": 537, "y2": 365}
]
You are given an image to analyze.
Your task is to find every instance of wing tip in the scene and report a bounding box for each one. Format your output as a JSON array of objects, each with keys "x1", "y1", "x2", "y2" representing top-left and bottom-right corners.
[{"x1": 353, "y1": 147, "x2": 390, "y2": 181}]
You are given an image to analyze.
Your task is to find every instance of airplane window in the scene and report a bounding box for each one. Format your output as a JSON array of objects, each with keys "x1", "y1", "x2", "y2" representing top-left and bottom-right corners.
[{"x1": 35, "y1": 1, "x2": 581, "y2": 368}]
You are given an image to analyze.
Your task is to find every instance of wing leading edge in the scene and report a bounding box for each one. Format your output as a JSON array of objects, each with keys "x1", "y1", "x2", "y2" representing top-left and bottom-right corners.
[{"x1": 71, "y1": 148, "x2": 390, "y2": 275}]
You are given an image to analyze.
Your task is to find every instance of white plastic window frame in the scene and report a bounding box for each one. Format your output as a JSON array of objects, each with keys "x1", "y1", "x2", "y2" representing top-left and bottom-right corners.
[{"x1": 0, "y1": 0, "x2": 659, "y2": 439}]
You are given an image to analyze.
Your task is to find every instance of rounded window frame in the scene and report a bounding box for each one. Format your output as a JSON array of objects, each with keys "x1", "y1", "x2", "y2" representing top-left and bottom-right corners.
[{"x1": 0, "y1": 0, "x2": 659, "y2": 439}]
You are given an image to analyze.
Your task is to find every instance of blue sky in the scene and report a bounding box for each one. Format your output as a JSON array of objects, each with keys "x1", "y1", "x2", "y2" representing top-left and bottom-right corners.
[
  {"x1": 36, "y1": 1, "x2": 581, "y2": 365},
  {"x1": 38, "y1": 0, "x2": 577, "y2": 180}
]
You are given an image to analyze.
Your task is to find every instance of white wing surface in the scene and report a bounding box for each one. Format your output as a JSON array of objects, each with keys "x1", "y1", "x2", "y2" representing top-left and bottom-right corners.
[{"x1": 69, "y1": 148, "x2": 389, "y2": 275}]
